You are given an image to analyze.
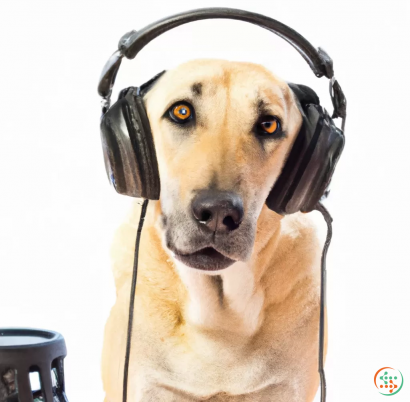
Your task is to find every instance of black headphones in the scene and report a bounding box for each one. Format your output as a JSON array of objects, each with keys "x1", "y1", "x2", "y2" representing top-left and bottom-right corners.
[
  {"x1": 97, "y1": 8, "x2": 346, "y2": 402},
  {"x1": 98, "y1": 7, "x2": 346, "y2": 215}
]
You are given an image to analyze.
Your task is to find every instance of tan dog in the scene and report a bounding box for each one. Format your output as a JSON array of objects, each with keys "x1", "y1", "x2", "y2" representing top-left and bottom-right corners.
[{"x1": 102, "y1": 59, "x2": 325, "y2": 402}]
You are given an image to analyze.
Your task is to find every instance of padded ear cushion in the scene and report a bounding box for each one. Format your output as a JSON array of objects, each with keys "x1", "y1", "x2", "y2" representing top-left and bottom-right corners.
[
  {"x1": 266, "y1": 84, "x2": 344, "y2": 215},
  {"x1": 100, "y1": 87, "x2": 160, "y2": 199},
  {"x1": 288, "y1": 83, "x2": 320, "y2": 108}
]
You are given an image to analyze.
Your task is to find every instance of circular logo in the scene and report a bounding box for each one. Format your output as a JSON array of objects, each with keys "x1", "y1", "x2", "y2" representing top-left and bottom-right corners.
[{"x1": 374, "y1": 367, "x2": 404, "y2": 396}]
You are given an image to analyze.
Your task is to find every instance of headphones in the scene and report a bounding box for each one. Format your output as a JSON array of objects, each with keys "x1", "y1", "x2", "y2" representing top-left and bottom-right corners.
[
  {"x1": 97, "y1": 8, "x2": 346, "y2": 402},
  {"x1": 98, "y1": 7, "x2": 346, "y2": 215}
]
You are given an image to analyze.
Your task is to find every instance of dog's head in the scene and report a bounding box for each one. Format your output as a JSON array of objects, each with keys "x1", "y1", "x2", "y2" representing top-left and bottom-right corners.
[{"x1": 144, "y1": 60, "x2": 302, "y2": 272}]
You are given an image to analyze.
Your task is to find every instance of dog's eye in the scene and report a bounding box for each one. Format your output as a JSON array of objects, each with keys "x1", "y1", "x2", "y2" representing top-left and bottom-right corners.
[
  {"x1": 257, "y1": 116, "x2": 280, "y2": 135},
  {"x1": 168, "y1": 103, "x2": 193, "y2": 123}
]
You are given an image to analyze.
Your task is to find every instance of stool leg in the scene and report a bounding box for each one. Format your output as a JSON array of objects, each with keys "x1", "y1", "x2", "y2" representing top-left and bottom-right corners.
[
  {"x1": 54, "y1": 357, "x2": 65, "y2": 393},
  {"x1": 16, "y1": 369, "x2": 33, "y2": 402},
  {"x1": 39, "y1": 364, "x2": 53, "y2": 402},
  {"x1": 53, "y1": 358, "x2": 68, "y2": 401}
]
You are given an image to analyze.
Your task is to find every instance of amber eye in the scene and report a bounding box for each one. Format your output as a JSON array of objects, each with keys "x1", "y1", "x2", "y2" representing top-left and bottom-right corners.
[
  {"x1": 258, "y1": 117, "x2": 280, "y2": 135},
  {"x1": 169, "y1": 103, "x2": 193, "y2": 123}
]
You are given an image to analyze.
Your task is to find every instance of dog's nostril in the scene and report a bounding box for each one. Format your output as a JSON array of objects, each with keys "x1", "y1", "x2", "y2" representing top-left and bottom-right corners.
[
  {"x1": 222, "y1": 216, "x2": 240, "y2": 231},
  {"x1": 200, "y1": 210, "x2": 212, "y2": 223},
  {"x1": 192, "y1": 190, "x2": 244, "y2": 233}
]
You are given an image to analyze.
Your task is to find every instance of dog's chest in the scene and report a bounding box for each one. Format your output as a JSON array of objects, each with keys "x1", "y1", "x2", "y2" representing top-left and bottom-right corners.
[
  {"x1": 131, "y1": 251, "x2": 320, "y2": 399},
  {"x1": 132, "y1": 303, "x2": 317, "y2": 401}
]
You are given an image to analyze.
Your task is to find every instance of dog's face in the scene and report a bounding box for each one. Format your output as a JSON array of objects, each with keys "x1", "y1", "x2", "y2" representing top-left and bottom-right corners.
[{"x1": 144, "y1": 60, "x2": 302, "y2": 272}]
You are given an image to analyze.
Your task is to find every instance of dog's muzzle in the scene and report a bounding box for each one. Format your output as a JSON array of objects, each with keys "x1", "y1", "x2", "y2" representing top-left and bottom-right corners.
[{"x1": 165, "y1": 190, "x2": 255, "y2": 271}]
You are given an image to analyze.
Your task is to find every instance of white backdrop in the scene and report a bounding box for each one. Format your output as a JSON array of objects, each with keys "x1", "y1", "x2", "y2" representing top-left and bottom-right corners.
[{"x1": 1, "y1": 0, "x2": 409, "y2": 401}]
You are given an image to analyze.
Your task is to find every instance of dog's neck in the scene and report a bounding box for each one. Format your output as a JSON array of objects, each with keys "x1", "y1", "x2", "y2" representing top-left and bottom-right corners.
[
  {"x1": 174, "y1": 261, "x2": 264, "y2": 335},
  {"x1": 165, "y1": 206, "x2": 283, "y2": 336}
]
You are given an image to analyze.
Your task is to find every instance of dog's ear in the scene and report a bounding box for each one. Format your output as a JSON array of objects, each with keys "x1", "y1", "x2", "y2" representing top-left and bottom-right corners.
[
  {"x1": 140, "y1": 70, "x2": 166, "y2": 97},
  {"x1": 287, "y1": 83, "x2": 320, "y2": 110}
]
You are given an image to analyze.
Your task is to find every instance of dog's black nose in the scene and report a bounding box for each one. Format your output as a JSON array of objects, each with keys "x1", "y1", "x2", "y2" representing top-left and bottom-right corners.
[{"x1": 192, "y1": 190, "x2": 244, "y2": 232}]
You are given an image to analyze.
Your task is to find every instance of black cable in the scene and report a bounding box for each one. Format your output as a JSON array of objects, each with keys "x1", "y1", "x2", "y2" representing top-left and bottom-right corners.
[
  {"x1": 315, "y1": 201, "x2": 333, "y2": 402},
  {"x1": 123, "y1": 199, "x2": 149, "y2": 402}
]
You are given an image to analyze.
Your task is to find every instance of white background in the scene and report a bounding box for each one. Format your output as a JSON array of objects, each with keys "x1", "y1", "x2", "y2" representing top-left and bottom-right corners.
[{"x1": 1, "y1": 0, "x2": 409, "y2": 401}]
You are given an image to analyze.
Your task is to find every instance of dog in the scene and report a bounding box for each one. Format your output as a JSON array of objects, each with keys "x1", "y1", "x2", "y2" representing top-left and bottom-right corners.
[{"x1": 102, "y1": 59, "x2": 325, "y2": 402}]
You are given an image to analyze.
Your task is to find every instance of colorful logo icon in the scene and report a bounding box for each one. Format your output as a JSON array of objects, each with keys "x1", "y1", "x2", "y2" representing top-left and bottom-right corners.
[{"x1": 374, "y1": 367, "x2": 404, "y2": 395}]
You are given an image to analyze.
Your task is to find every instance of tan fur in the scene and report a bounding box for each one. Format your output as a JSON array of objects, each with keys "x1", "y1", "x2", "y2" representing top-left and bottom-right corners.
[{"x1": 102, "y1": 60, "x2": 326, "y2": 401}]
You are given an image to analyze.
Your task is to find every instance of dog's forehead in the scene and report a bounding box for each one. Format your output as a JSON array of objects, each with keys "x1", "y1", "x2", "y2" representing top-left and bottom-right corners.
[{"x1": 146, "y1": 60, "x2": 289, "y2": 109}]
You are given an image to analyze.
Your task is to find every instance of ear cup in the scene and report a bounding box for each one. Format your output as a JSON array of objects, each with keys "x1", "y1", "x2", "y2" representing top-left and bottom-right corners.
[
  {"x1": 266, "y1": 85, "x2": 344, "y2": 215},
  {"x1": 288, "y1": 83, "x2": 320, "y2": 107},
  {"x1": 100, "y1": 87, "x2": 160, "y2": 199}
]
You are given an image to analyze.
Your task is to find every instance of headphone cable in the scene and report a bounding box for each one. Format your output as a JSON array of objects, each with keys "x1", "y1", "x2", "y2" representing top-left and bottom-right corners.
[
  {"x1": 315, "y1": 201, "x2": 333, "y2": 402},
  {"x1": 123, "y1": 199, "x2": 149, "y2": 402}
]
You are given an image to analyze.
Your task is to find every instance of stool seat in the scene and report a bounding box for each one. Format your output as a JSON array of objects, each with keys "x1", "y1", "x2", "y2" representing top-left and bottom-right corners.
[{"x1": 0, "y1": 328, "x2": 68, "y2": 402}]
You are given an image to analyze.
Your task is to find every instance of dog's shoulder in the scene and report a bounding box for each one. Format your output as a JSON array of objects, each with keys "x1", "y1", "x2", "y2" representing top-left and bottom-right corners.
[
  {"x1": 273, "y1": 211, "x2": 322, "y2": 275},
  {"x1": 280, "y1": 211, "x2": 319, "y2": 244}
]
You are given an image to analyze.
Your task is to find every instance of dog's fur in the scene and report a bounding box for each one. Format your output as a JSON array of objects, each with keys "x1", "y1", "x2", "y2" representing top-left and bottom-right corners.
[{"x1": 102, "y1": 60, "x2": 325, "y2": 401}]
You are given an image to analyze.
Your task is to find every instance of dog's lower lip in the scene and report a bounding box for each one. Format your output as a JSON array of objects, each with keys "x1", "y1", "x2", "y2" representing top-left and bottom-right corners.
[{"x1": 173, "y1": 247, "x2": 235, "y2": 271}]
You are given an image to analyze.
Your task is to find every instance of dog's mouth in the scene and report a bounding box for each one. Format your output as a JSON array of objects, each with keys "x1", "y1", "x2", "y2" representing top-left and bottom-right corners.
[{"x1": 173, "y1": 247, "x2": 236, "y2": 271}]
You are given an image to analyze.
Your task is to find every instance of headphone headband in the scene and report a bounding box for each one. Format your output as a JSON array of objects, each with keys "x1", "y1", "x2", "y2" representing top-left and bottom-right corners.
[
  {"x1": 120, "y1": 8, "x2": 333, "y2": 75},
  {"x1": 98, "y1": 7, "x2": 335, "y2": 102}
]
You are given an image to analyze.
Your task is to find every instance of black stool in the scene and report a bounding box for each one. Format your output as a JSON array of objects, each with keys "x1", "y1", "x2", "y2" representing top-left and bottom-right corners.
[{"x1": 0, "y1": 328, "x2": 68, "y2": 402}]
